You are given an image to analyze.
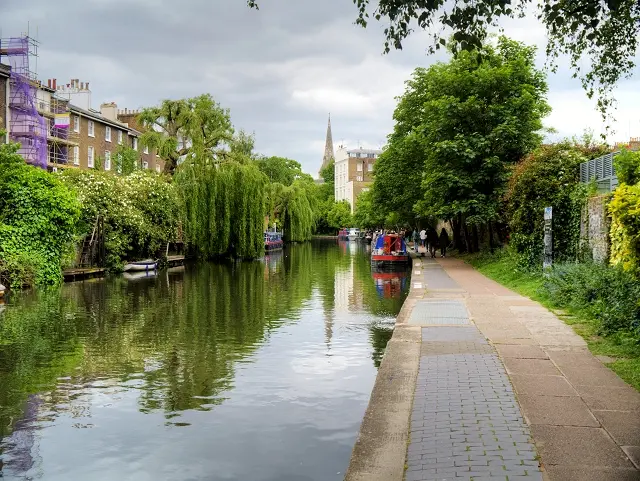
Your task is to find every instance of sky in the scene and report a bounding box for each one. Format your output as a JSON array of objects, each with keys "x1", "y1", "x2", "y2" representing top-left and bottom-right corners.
[{"x1": 1, "y1": 0, "x2": 639, "y2": 176}]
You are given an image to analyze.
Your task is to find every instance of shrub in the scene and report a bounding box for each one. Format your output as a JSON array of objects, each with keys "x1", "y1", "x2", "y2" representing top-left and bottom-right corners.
[
  {"x1": 609, "y1": 173, "x2": 640, "y2": 273},
  {"x1": 613, "y1": 149, "x2": 640, "y2": 186},
  {"x1": 543, "y1": 262, "x2": 640, "y2": 338},
  {"x1": 0, "y1": 139, "x2": 80, "y2": 287}
]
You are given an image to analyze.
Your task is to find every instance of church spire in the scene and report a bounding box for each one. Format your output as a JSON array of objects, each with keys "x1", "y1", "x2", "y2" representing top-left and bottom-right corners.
[{"x1": 320, "y1": 114, "x2": 334, "y2": 175}]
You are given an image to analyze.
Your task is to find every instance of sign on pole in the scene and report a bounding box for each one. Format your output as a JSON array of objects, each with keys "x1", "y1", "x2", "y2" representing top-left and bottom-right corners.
[{"x1": 543, "y1": 207, "x2": 553, "y2": 270}]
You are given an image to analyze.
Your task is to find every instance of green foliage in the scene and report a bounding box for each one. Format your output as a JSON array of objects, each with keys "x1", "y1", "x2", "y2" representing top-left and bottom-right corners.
[
  {"x1": 176, "y1": 159, "x2": 266, "y2": 258},
  {"x1": 59, "y1": 169, "x2": 180, "y2": 269},
  {"x1": 609, "y1": 182, "x2": 640, "y2": 273},
  {"x1": 543, "y1": 262, "x2": 640, "y2": 339},
  {"x1": 505, "y1": 142, "x2": 589, "y2": 268},
  {"x1": 250, "y1": 0, "x2": 640, "y2": 122},
  {"x1": 139, "y1": 94, "x2": 234, "y2": 174},
  {"x1": 614, "y1": 149, "x2": 640, "y2": 186},
  {"x1": 319, "y1": 159, "x2": 335, "y2": 185},
  {"x1": 353, "y1": 190, "x2": 383, "y2": 229},
  {"x1": 280, "y1": 182, "x2": 315, "y2": 242},
  {"x1": 255, "y1": 156, "x2": 312, "y2": 185},
  {"x1": 327, "y1": 201, "x2": 353, "y2": 230},
  {"x1": 114, "y1": 143, "x2": 141, "y2": 175},
  {"x1": 0, "y1": 138, "x2": 80, "y2": 287}
]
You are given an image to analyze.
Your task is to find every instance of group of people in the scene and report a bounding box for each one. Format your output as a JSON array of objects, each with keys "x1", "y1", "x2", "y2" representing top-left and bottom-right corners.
[{"x1": 413, "y1": 227, "x2": 450, "y2": 258}]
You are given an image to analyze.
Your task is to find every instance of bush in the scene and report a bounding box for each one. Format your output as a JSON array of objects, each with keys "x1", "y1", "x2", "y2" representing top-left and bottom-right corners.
[
  {"x1": 609, "y1": 174, "x2": 640, "y2": 273},
  {"x1": 543, "y1": 262, "x2": 640, "y2": 338},
  {"x1": 0, "y1": 139, "x2": 80, "y2": 287},
  {"x1": 614, "y1": 149, "x2": 640, "y2": 186}
]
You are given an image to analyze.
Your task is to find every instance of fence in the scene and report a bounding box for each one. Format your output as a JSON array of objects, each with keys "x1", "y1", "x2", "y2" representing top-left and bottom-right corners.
[{"x1": 579, "y1": 152, "x2": 619, "y2": 193}]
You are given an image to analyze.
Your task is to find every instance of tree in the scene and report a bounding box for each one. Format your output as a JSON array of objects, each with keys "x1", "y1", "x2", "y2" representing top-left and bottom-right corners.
[
  {"x1": 255, "y1": 156, "x2": 312, "y2": 185},
  {"x1": 247, "y1": 0, "x2": 638, "y2": 120},
  {"x1": 113, "y1": 144, "x2": 141, "y2": 176},
  {"x1": 327, "y1": 201, "x2": 353, "y2": 230},
  {"x1": 320, "y1": 159, "x2": 335, "y2": 185},
  {"x1": 353, "y1": 189, "x2": 384, "y2": 229},
  {"x1": 379, "y1": 37, "x2": 550, "y2": 252},
  {"x1": 139, "y1": 94, "x2": 234, "y2": 175}
]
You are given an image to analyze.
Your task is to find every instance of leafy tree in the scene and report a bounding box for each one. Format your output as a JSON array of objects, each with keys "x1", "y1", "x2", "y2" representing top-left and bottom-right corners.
[
  {"x1": 255, "y1": 156, "x2": 312, "y2": 185},
  {"x1": 139, "y1": 94, "x2": 234, "y2": 175},
  {"x1": 614, "y1": 149, "x2": 640, "y2": 186},
  {"x1": 353, "y1": 190, "x2": 384, "y2": 229},
  {"x1": 327, "y1": 201, "x2": 353, "y2": 230},
  {"x1": 320, "y1": 159, "x2": 335, "y2": 185},
  {"x1": 381, "y1": 37, "x2": 550, "y2": 251},
  {"x1": 114, "y1": 144, "x2": 141, "y2": 175},
  {"x1": 248, "y1": 0, "x2": 640, "y2": 119}
]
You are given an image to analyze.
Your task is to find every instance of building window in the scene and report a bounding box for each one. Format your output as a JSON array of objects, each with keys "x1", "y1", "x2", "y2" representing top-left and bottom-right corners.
[
  {"x1": 88, "y1": 146, "x2": 94, "y2": 168},
  {"x1": 357, "y1": 163, "x2": 363, "y2": 172},
  {"x1": 88, "y1": 120, "x2": 95, "y2": 137},
  {"x1": 105, "y1": 126, "x2": 111, "y2": 142},
  {"x1": 104, "y1": 151, "x2": 111, "y2": 171},
  {"x1": 143, "y1": 145, "x2": 149, "y2": 154},
  {"x1": 367, "y1": 163, "x2": 373, "y2": 172},
  {"x1": 73, "y1": 116, "x2": 80, "y2": 133},
  {"x1": 73, "y1": 146, "x2": 79, "y2": 165},
  {"x1": 357, "y1": 175, "x2": 363, "y2": 182},
  {"x1": 142, "y1": 161, "x2": 149, "y2": 169},
  {"x1": 155, "y1": 164, "x2": 161, "y2": 173},
  {"x1": 117, "y1": 130, "x2": 123, "y2": 144},
  {"x1": 133, "y1": 137, "x2": 138, "y2": 150}
]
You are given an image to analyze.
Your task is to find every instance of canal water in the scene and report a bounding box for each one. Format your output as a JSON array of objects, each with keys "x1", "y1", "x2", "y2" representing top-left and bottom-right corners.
[{"x1": 0, "y1": 241, "x2": 410, "y2": 481}]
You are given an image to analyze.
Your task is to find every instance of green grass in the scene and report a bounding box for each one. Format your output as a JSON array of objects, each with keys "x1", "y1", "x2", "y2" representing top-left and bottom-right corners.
[{"x1": 463, "y1": 251, "x2": 640, "y2": 392}]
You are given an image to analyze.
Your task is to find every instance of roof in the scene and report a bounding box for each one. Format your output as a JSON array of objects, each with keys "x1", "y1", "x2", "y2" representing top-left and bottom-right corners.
[
  {"x1": 346, "y1": 147, "x2": 382, "y2": 155},
  {"x1": 69, "y1": 103, "x2": 136, "y2": 133},
  {"x1": 0, "y1": 63, "x2": 10, "y2": 78}
]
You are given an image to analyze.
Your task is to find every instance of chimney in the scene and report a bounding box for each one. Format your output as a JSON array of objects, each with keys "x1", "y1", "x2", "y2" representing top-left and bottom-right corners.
[
  {"x1": 100, "y1": 102, "x2": 118, "y2": 121},
  {"x1": 47, "y1": 79, "x2": 52, "y2": 88},
  {"x1": 52, "y1": 78, "x2": 57, "y2": 90},
  {"x1": 86, "y1": 82, "x2": 90, "y2": 90}
]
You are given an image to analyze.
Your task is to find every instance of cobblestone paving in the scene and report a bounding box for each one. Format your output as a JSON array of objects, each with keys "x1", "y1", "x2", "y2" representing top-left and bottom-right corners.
[{"x1": 405, "y1": 324, "x2": 543, "y2": 480}]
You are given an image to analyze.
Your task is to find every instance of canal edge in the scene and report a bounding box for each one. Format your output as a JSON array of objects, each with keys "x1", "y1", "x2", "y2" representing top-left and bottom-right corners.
[{"x1": 344, "y1": 256, "x2": 423, "y2": 481}]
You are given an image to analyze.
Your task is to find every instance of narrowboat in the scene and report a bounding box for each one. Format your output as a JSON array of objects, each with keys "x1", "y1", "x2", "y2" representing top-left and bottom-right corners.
[
  {"x1": 347, "y1": 228, "x2": 361, "y2": 241},
  {"x1": 123, "y1": 259, "x2": 157, "y2": 272},
  {"x1": 371, "y1": 233, "x2": 410, "y2": 267},
  {"x1": 264, "y1": 231, "x2": 284, "y2": 251},
  {"x1": 338, "y1": 229, "x2": 349, "y2": 240}
]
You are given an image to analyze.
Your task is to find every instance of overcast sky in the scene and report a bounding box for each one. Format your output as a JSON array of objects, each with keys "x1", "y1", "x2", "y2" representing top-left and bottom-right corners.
[{"x1": 2, "y1": 0, "x2": 639, "y2": 175}]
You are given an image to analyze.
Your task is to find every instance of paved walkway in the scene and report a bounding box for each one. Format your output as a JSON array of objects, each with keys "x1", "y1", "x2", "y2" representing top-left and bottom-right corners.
[{"x1": 345, "y1": 255, "x2": 640, "y2": 481}]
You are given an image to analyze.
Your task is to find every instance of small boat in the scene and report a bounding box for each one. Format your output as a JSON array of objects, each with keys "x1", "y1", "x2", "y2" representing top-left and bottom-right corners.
[
  {"x1": 347, "y1": 228, "x2": 361, "y2": 241},
  {"x1": 337, "y1": 229, "x2": 349, "y2": 240},
  {"x1": 371, "y1": 233, "x2": 410, "y2": 267},
  {"x1": 264, "y1": 230, "x2": 284, "y2": 251},
  {"x1": 124, "y1": 270, "x2": 158, "y2": 281},
  {"x1": 123, "y1": 259, "x2": 157, "y2": 272}
]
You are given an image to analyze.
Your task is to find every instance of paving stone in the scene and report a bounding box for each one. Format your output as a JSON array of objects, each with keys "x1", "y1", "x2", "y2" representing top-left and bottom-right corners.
[
  {"x1": 517, "y1": 395, "x2": 599, "y2": 427},
  {"x1": 544, "y1": 466, "x2": 640, "y2": 481},
  {"x1": 559, "y1": 366, "x2": 632, "y2": 388},
  {"x1": 494, "y1": 345, "x2": 548, "y2": 359},
  {"x1": 502, "y1": 358, "x2": 561, "y2": 376},
  {"x1": 593, "y1": 411, "x2": 640, "y2": 446},
  {"x1": 509, "y1": 374, "x2": 578, "y2": 397},
  {"x1": 574, "y1": 384, "x2": 640, "y2": 411}
]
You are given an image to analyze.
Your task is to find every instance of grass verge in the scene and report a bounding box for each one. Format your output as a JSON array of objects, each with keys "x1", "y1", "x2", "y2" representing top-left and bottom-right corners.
[{"x1": 463, "y1": 251, "x2": 640, "y2": 392}]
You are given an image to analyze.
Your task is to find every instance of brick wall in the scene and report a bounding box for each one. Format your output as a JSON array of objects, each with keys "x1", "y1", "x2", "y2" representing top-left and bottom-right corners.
[
  {"x1": 0, "y1": 74, "x2": 7, "y2": 134},
  {"x1": 580, "y1": 194, "x2": 610, "y2": 264},
  {"x1": 118, "y1": 111, "x2": 165, "y2": 172}
]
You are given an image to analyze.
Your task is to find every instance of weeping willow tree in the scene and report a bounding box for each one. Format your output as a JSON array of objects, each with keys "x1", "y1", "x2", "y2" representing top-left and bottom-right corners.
[
  {"x1": 267, "y1": 181, "x2": 315, "y2": 243},
  {"x1": 176, "y1": 159, "x2": 266, "y2": 258}
]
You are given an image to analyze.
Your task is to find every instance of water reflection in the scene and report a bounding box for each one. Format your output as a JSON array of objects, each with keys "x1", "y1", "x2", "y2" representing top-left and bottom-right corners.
[{"x1": 0, "y1": 241, "x2": 409, "y2": 481}]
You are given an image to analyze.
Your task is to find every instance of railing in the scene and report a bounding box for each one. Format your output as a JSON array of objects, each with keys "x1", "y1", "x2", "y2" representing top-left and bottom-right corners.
[{"x1": 579, "y1": 152, "x2": 619, "y2": 193}]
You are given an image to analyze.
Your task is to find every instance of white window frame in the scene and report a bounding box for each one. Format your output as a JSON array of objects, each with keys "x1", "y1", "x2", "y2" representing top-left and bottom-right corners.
[
  {"x1": 367, "y1": 163, "x2": 373, "y2": 172},
  {"x1": 73, "y1": 146, "x2": 79, "y2": 165},
  {"x1": 104, "y1": 150, "x2": 111, "y2": 171},
  {"x1": 133, "y1": 137, "x2": 138, "y2": 150},
  {"x1": 357, "y1": 163, "x2": 363, "y2": 172},
  {"x1": 357, "y1": 175, "x2": 363, "y2": 182},
  {"x1": 73, "y1": 116, "x2": 80, "y2": 133},
  {"x1": 88, "y1": 146, "x2": 94, "y2": 168},
  {"x1": 142, "y1": 160, "x2": 149, "y2": 169},
  {"x1": 88, "y1": 120, "x2": 95, "y2": 137},
  {"x1": 117, "y1": 130, "x2": 123, "y2": 144},
  {"x1": 105, "y1": 126, "x2": 111, "y2": 142},
  {"x1": 143, "y1": 145, "x2": 149, "y2": 154}
]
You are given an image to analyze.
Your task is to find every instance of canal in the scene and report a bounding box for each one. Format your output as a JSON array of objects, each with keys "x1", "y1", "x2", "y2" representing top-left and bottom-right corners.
[{"x1": 0, "y1": 240, "x2": 410, "y2": 481}]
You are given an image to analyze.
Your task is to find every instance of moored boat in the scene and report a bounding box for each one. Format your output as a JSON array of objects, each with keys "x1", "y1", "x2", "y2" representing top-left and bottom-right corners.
[
  {"x1": 264, "y1": 231, "x2": 284, "y2": 251},
  {"x1": 371, "y1": 233, "x2": 410, "y2": 267},
  {"x1": 123, "y1": 259, "x2": 157, "y2": 272},
  {"x1": 0, "y1": 283, "x2": 5, "y2": 298},
  {"x1": 347, "y1": 228, "x2": 361, "y2": 241},
  {"x1": 337, "y1": 228, "x2": 349, "y2": 240}
]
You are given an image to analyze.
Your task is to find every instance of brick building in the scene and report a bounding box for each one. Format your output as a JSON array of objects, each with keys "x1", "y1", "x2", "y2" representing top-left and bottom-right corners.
[
  {"x1": 0, "y1": 63, "x2": 9, "y2": 140},
  {"x1": 116, "y1": 108, "x2": 164, "y2": 172},
  {"x1": 334, "y1": 146, "x2": 381, "y2": 213}
]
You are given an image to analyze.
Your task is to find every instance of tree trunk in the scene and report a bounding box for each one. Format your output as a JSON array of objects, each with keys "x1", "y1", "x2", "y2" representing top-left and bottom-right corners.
[
  {"x1": 488, "y1": 222, "x2": 494, "y2": 254},
  {"x1": 463, "y1": 221, "x2": 473, "y2": 253},
  {"x1": 453, "y1": 214, "x2": 465, "y2": 252},
  {"x1": 472, "y1": 224, "x2": 480, "y2": 253}
]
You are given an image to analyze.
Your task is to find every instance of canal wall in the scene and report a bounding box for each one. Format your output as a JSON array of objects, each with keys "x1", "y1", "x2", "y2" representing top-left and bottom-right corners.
[{"x1": 344, "y1": 257, "x2": 422, "y2": 481}]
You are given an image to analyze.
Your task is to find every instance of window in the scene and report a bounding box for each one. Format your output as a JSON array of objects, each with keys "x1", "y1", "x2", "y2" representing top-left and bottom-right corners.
[
  {"x1": 142, "y1": 161, "x2": 149, "y2": 169},
  {"x1": 73, "y1": 116, "x2": 80, "y2": 133},
  {"x1": 143, "y1": 145, "x2": 149, "y2": 154},
  {"x1": 105, "y1": 126, "x2": 111, "y2": 142},
  {"x1": 88, "y1": 146, "x2": 94, "y2": 168},
  {"x1": 104, "y1": 151, "x2": 111, "y2": 171},
  {"x1": 357, "y1": 163, "x2": 363, "y2": 172},
  {"x1": 155, "y1": 164, "x2": 161, "y2": 173},
  {"x1": 362, "y1": 188, "x2": 370, "y2": 192},
  {"x1": 367, "y1": 153, "x2": 375, "y2": 158},
  {"x1": 356, "y1": 175, "x2": 363, "y2": 182},
  {"x1": 367, "y1": 163, "x2": 373, "y2": 172},
  {"x1": 73, "y1": 146, "x2": 79, "y2": 165},
  {"x1": 88, "y1": 120, "x2": 95, "y2": 137},
  {"x1": 133, "y1": 137, "x2": 138, "y2": 150},
  {"x1": 117, "y1": 130, "x2": 123, "y2": 144}
]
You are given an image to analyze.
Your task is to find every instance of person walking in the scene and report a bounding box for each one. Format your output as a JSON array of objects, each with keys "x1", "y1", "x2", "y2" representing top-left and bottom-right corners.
[
  {"x1": 439, "y1": 228, "x2": 450, "y2": 258},
  {"x1": 419, "y1": 228, "x2": 427, "y2": 250},
  {"x1": 412, "y1": 229, "x2": 419, "y2": 252},
  {"x1": 427, "y1": 227, "x2": 439, "y2": 258}
]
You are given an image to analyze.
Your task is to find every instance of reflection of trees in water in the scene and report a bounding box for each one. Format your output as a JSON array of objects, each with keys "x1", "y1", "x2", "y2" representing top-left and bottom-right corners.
[{"x1": 369, "y1": 327, "x2": 394, "y2": 368}]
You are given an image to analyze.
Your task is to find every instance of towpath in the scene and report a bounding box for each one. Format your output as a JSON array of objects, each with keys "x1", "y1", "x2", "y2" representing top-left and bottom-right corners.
[{"x1": 345, "y1": 256, "x2": 640, "y2": 481}]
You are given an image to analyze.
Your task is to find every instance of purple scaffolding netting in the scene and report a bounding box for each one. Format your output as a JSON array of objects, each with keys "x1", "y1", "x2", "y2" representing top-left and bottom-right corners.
[{"x1": 0, "y1": 37, "x2": 47, "y2": 169}]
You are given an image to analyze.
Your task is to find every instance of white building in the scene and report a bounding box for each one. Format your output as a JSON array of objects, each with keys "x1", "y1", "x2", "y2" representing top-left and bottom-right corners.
[{"x1": 334, "y1": 146, "x2": 382, "y2": 213}]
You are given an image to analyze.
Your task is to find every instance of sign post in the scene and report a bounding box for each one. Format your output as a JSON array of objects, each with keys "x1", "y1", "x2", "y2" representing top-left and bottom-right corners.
[{"x1": 543, "y1": 207, "x2": 553, "y2": 271}]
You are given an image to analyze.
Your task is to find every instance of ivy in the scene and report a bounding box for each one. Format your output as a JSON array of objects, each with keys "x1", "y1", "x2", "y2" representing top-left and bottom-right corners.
[{"x1": 609, "y1": 183, "x2": 640, "y2": 273}]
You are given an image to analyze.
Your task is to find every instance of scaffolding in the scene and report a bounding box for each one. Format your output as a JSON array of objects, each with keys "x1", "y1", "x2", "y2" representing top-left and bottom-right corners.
[
  {"x1": 0, "y1": 36, "x2": 47, "y2": 168},
  {"x1": 36, "y1": 94, "x2": 79, "y2": 167}
]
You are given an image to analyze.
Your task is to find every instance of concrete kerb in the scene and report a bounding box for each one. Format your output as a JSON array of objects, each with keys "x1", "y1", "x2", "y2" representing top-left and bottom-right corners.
[{"x1": 344, "y1": 256, "x2": 423, "y2": 481}]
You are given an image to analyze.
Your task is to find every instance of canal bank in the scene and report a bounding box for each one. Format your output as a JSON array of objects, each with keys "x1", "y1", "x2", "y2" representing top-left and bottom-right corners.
[{"x1": 346, "y1": 256, "x2": 640, "y2": 481}]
